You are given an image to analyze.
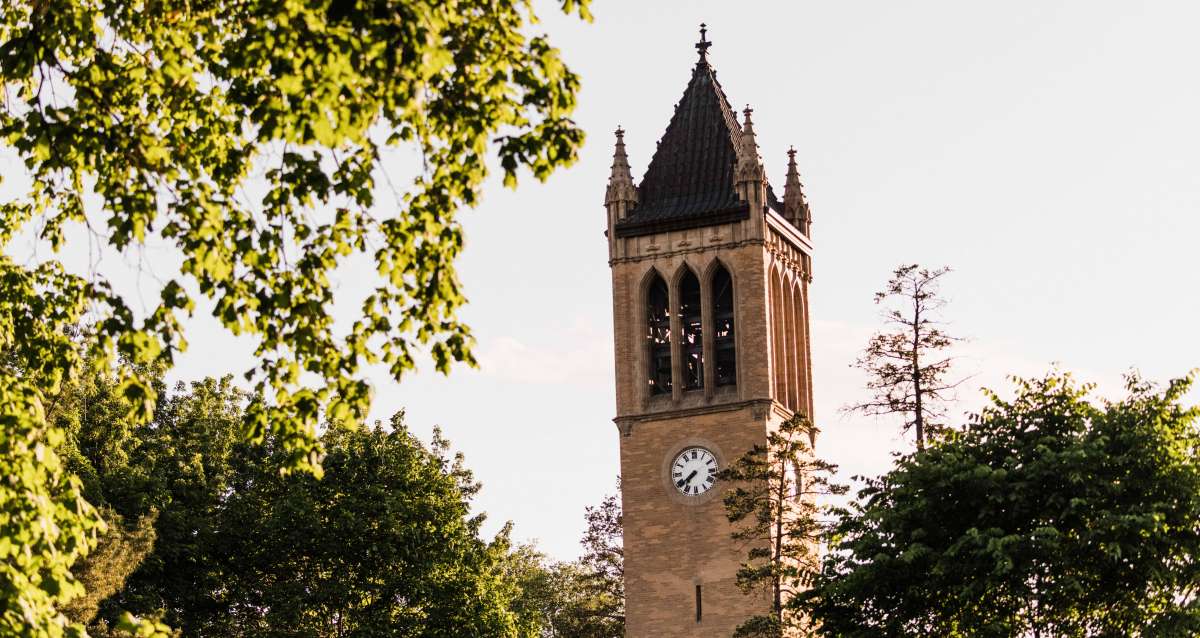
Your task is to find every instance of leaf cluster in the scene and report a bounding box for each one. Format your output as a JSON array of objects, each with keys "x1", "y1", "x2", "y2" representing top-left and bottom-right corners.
[
  {"x1": 812, "y1": 371, "x2": 1200, "y2": 637},
  {"x1": 503, "y1": 544, "x2": 624, "y2": 638},
  {"x1": 0, "y1": 1, "x2": 590, "y2": 632},
  {"x1": 54, "y1": 369, "x2": 536, "y2": 636},
  {"x1": 719, "y1": 414, "x2": 845, "y2": 638},
  {"x1": 508, "y1": 482, "x2": 623, "y2": 638}
]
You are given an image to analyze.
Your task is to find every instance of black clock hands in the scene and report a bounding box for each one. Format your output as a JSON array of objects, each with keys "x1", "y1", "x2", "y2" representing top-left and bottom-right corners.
[{"x1": 676, "y1": 469, "x2": 698, "y2": 488}]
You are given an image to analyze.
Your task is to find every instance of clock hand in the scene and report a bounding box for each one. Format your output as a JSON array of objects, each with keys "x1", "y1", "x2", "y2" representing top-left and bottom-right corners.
[{"x1": 676, "y1": 470, "x2": 698, "y2": 488}]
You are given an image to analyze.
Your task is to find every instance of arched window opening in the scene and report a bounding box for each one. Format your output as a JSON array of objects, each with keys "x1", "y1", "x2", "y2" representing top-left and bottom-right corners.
[
  {"x1": 647, "y1": 275, "x2": 672, "y2": 395},
  {"x1": 713, "y1": 266, "x2": 736, "y2": 386},
  {"x1": 679, "y1": 270, "x2": 703, "y2": 390}
]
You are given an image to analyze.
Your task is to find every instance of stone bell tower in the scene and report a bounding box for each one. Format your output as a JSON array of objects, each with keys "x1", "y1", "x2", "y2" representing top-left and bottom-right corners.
[{"x1": 604, "y1": 25, "x2": 816, "y2": 638}]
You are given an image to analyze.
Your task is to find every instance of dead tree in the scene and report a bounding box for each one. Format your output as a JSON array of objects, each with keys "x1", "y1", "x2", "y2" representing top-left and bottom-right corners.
[{"x1": 845, "y1": 264, "x2": 963, "y2": 451}]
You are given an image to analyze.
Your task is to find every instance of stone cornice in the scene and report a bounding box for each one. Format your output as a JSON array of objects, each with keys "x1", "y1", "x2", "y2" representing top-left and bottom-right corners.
[
  {"x1": 765, "y1": 208, "x2": 813, "y2": 255},
  {"x1": 613, "y1": 397, "x2": 792, "y2": 436},
  {"x1": 608, "y1": 237, "x2": 764, "y2": 266}
]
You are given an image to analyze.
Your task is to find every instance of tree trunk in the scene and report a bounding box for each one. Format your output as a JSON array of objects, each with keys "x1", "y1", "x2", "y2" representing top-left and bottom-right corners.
[
  {"x1": 773, "y1": 459, "x2": 785, "y2": 623},
  {"x1": 911, "y1": 298, "x2": 925, "y2": 451}
]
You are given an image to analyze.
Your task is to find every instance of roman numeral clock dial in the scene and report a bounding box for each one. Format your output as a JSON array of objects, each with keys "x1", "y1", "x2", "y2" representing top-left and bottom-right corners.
[{"x1": 671, "y1": 447, "x2": 717, "y2": 496}]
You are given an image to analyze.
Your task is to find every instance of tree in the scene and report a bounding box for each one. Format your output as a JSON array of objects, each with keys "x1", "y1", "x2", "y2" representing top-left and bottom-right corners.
[
  {"x1": 718, "y1": 415, "x2": 844, "y2": 638},
  {"x1": 199, "y1": 417, "x2": 525, "y2": 637},
  {"x1": 49, "y1": 368, "x2": 248, "y2": 633},
  {"x1": 1, "y1": 1, "x2": 591, "y2": 631},
  {"x1": 845, "y1": 264, "x2": 962, "y2": 451},
  {"x1": 810, "y1": 371, "x2": 1200, "y2": 637},
  {"x1": 504, "y1": 486, "x2": 624, "y2": 638},
  {"x1": 501, "y1": 544, "x2": 561, "y2": 637},
  {"x1": 503, "y1": 547, "x2": 613, "y2": 638},
  {"x1": 96, "y1": 376, "x2": 247, "y2": 632},
  {"x1": 58, "y1": 509, "x2": 157, "y2": 628},
  {"x1": 52, "y1": 365, "x2": 540, "y2": 636},
  {"x1": 577, "y1": 482, "x2": 624, "y2": 634}
]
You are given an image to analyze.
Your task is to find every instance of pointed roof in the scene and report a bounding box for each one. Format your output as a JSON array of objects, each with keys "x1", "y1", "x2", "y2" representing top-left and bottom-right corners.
[
  {"x1": 783, "y1": 146, "x2": 810, "y2": 229},
  {"x1": 614, "y1": 29, "x2": 751, "y2": 237}
]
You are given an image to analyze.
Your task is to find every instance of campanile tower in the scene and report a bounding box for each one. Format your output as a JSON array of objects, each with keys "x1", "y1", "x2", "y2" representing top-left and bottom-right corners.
[{"x1": 604, "y1": 26, "x2": 815, "y2": 637}]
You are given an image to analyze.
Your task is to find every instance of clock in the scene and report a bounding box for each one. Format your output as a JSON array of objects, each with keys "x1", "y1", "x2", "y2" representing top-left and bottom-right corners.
[{"x1": 671, "y1": 446, "x2": 717, "y2": 496}]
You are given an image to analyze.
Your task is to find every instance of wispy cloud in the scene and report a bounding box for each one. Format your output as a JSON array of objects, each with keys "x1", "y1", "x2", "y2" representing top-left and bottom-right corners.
[{"x1": 474, "y1": 317, "x2": 612, "y2": 387}]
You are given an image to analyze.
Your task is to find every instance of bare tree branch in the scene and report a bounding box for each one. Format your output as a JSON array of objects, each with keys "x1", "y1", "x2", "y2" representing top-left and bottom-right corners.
[{"x1": 843, "y1": 264, "x2": 964, "y2": 451}]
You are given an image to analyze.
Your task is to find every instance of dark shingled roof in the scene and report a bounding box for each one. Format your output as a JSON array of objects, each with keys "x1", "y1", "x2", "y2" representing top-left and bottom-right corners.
[{"x1": 614, "y1": 55, "x2": 750, "y2": 237}]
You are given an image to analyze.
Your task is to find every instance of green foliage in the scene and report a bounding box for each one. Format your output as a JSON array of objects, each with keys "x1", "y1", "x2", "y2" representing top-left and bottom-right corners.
[
  {"x1": 0, "y1": 264, "x2": 108, "y2": 637},
  {"x1": 1, "y1": 0, "x2": 591, "y2": 466},
  {"x1": 94, "y1": 376, "x2": 247, "y2": 630},
  {"x1": 846, "y1": 264, "x2": 961, "y2": 450},
  {"x1": 0, "y1": 374, "x2": 99, "y2": 638},
  {"x1": 718, "y1": 415, "x2": 844, "y2": 638},
  {"x1": 505, "y1": 554, "x2": 622, "y2": 638},
  {"x1": 810, "y1": 371, "x2": 1200, "y2": 637},
  {"x1": 59, "y1": 375, "x2": 523, "y2": 636},
  {"x1": 503, "y1": 486, "x2": 624, "y2": 638},
  {"x1": 576, "y1": 484, "x2": 624, "y2": 635},
  {"x1": 202, "y1": 417, "x2": 524, "y2": 636},
  {"x1": 59, "y1": 509, "x2": 157, "y2": 627},
  {"x1": 0, "y1": 0, "x2": 590, "y2": 631},
  {"x1": 47, "y1": 364, "x2": 241, "y2": 634},
  {"x1": 54, "y1": 366, "x2": 556, "y2": 635}
]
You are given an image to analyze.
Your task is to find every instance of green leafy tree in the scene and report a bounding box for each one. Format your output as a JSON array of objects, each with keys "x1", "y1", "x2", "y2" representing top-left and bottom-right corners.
[
  {"x1": 811, "y1": 371, "x2": 1200, "y2": 637},
  {"x1": 718, "y1": 415, "x2": 844, "y2": 638},
  {"x1": 576, "y1": 483, "x2": 624, "y2": 635},
  {"x1": 54, "y1": 366, "x2": 535, "y2": 636},
  {"x1": 59, "y1": 509, "x2": 157, "y2": 628},
  {"x1": 844, "y1": 264, "x2": 962, "y2": 451},
  {"x1": 200, "y1": 417, "x2": 525, "y2": 636},
  {"x1": 0, "y1": 288, "x2": 116, "y2": 637},
  {"x1": 504, "y1": 487, "x2": 624, "y2": 638},
  {"x1": 0, "y1": 0, "x2": 591, "y2": 631},
  {"x1": 508, "y1": 558, "x2": 622, "y2": 638},
  {"x1": 502, "y1": 544, "x2": 561, "y2": 637},
  {"x1": 49, "y1": 366, "x2": 244, "y2": 634},
  {"x1": 98, "y1": 377, "x2": 246, "y2": 631}
]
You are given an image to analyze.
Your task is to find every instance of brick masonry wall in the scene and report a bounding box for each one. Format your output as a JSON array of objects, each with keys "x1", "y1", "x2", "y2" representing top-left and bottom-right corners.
[{"x1": 609, "y1": 217, "x2": 809, "y2": 637}]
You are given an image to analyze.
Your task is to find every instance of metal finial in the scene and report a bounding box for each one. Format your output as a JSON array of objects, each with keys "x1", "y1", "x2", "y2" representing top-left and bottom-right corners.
[
  {"x1": 743, "y1": 105, "x2": 754, "y2": 121},
  {"x1": 615, "y1": 126, "x2": 625, "y2": 141},
  {"x1": 696, "y1": 23, "x2": 712, "y2": 57},
  {"x1": 787, "y1": 146, "x2": 797, "y2": 161}
]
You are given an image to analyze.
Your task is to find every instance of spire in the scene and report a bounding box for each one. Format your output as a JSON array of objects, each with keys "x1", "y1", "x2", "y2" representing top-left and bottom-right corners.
[
  {"x1": 695, "y1": 23, "x2": 712, "y2": 60},
  {"x1": 783, "y1": 146, "x2": 811, "y2": 235},
  {"x1": 735, "y1": 105, "x2": 764, "y2": 186},
  {"x1": 740, "y1": 106, "x2": 759, "y2": 154},
  {"x1": 605, "y1": 126, "x2": 637, "y2": 211},
  {"x1": 613, "y1": 34, "x2": 743, "y2": 236}
]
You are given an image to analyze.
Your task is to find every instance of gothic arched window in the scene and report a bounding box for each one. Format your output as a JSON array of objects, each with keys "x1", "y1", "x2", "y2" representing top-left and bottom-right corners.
[
  {"x1": 647, "y1": 274, "x2": 672, "y2": 395},
  {"x1": 679, "y1": 270, "x2": 703, "y2": 390},
  {"x1": 713, "y1": 265, "x2": 736, "y2": 386}
]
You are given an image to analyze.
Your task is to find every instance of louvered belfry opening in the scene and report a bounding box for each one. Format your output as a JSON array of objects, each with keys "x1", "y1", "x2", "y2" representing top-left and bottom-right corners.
[
  {"x1": 647, "y1": 274, "x2": 672, "y2": 395},
  {"x1": 679, "y1": 270, "x2": 703, "y2": 390},
  {"x1": 712, "y1": 265, "x2": 736, "y2": 386}
]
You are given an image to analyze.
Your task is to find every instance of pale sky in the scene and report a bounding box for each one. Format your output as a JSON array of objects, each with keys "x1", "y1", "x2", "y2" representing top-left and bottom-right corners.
[{"x1": 4, "y1": 0, "x2": 1200, "y2": 561}]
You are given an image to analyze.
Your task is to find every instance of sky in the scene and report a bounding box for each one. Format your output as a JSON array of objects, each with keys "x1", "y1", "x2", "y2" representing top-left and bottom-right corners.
[{"x1": 4, "y1": 0, "x2": 1200, "y2": 561}]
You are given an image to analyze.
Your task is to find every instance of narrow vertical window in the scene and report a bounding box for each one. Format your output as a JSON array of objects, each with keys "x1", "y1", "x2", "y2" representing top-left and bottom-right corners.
[
  {"x1": 713, "y1": 266, "x2": 736, "y2": 386},
  {"x1": 679, "y1": 270, "x2": 703, "y2": 390},
  {"x1": 647, "y1": 275, "x2": 672, "y2": 395},
  {"x1": 695, "y1": 584, "x2": 703, "y2": 622}
]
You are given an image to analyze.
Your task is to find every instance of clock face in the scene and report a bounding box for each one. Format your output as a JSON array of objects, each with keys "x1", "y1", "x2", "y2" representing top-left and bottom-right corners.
[{"x1": 671, "y1": 447, "x2": 717, "y2": 496}]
